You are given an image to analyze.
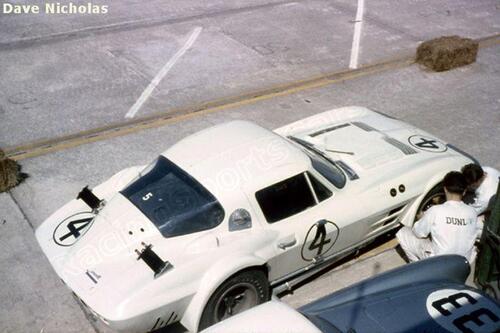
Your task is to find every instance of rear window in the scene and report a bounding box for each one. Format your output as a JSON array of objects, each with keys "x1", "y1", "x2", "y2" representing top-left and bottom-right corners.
[
  {"x1": 121, "y1": 156, "x2": 224, "y2": 238},
  {"x1": 256, "y1": 173, "x2": 315, "y2": 223}
]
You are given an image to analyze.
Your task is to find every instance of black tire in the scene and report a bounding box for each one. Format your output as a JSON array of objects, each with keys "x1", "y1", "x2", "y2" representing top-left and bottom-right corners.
[
  {"x1": 416, "y1": 183, "x2": 445, "y2": 221},
  {"x1": 198, "y1": 269, "x2": 270, "y2": 331}
]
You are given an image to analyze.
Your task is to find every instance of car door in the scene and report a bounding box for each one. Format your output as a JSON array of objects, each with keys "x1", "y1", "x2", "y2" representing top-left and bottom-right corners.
[
  {"x1": 248, "y1": 171, "x2": 341, "y2": 281},
  {"x1": 253, "y1": 172, "x2": 314, "y2": 280},
  {"x1": 299, "y1": 171, "x2": 373, "y2": 264}
]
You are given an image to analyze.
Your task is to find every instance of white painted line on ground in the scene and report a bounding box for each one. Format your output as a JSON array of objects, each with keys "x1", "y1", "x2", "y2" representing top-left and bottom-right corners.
[
  {"x1": 125, "y1": 26, "x2": 202, "y2": 119},
  {"x1": 349, "y1": 0, "x2": 365, "y2": 69}
]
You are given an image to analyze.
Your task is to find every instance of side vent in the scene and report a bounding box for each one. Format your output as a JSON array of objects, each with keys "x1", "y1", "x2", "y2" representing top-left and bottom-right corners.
[
  {"x1": 149, "y1": 312, "x2": 178, "y2": 332},
  {"x1": 383, "y1": 137, "x2": 418, "y2": 155},
  {"x1": 384, "y1": 204, "x2": 407, "y2": 226},
  {"x1": 352, "y1": 121, "x2": 377, "y2": 132},
  {"x1": 389, "y1": 204, "x2": 406, "y2": 216},
  {"x1": 309, "y1": 123, "x2": 350, "y2": 137}
]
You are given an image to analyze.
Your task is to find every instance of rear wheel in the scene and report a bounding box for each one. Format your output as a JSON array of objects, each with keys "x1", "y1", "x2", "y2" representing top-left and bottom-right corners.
[
  {"x1": 198, "y1": 269, "x2": 270, "y2": 331},
  {"x1": 416, "y1": 183, "x2": 445, "y2": 220}
]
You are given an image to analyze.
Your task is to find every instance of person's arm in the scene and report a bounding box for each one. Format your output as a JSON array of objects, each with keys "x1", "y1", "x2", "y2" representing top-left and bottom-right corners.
[
  {"x1": 412, "y1": 208, "x2": 433, "y2": 238},
  {"x1": 470, "y1": 194, "x2": 489, "y2": 215}
]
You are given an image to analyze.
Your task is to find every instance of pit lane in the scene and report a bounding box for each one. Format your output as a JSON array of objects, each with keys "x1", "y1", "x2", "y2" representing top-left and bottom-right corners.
[{"x1": 1, "y1": 1, "x2": 499, "y2": 332}]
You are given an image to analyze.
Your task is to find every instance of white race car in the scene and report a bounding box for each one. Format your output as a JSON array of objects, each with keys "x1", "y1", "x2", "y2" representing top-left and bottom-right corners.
[{"x1": 36, "y1": 106, "x2": 477, "y2": 332}]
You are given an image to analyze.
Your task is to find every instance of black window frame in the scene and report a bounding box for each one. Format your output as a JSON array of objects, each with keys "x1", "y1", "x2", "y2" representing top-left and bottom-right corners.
[
  {"x1": 307, "y1": 171, "x2": 333, "y2": 202},
  {"x1": 255, "y1": 172, "x2": 316, "y2": 223},
  {"x1": 288, "y1": 136, "x2": 347, "y2": 189}
]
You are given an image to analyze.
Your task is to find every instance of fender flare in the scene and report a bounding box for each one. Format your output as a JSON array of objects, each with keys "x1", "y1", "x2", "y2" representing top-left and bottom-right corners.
[
  {"x1": 399, "y1": 175, "x2": 444, "y2": 226},
  {"x1": 180, "y1": 254, "x2": 267, "y2": 332},
  {"x1": 399, "y1": 159, "x2": 465, "y2": 226}
]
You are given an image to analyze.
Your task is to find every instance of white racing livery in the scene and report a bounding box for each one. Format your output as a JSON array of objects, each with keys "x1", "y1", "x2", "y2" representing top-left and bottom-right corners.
[{"x1": 36, "y1": 106, "x2": 476, "y2": 332}]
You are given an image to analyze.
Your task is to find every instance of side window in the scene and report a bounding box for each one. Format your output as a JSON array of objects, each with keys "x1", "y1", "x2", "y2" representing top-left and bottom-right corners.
[
  {"x1": 308, "y1": 172, "x2": 332, "y2": 202},
  {"x1": 256, "y1": 173, "x2": 315, "y2": 223}
]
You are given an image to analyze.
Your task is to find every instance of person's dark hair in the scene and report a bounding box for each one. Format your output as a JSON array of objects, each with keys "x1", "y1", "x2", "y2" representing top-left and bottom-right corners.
[
  {"x1": 443, "y1": 171, "x2": 467, "y2": 195},
  {"x1": 461, "y1": 163, "x2": 484, "y2": 185}
]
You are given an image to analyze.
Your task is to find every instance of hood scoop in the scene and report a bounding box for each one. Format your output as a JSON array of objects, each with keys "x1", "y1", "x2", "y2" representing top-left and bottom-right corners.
[
  {"x1": 310, "y1": 123, "x2": 351, "y2": 137},
  {"x1": 353, "y1": 122, "x2": 417, "y2": 155},
  {"x1": 312, "y1": 125, "x2": 412, "y2": 170},
  {"x1": 352, "y1": 121, "x2": 377, "y2": 132}
]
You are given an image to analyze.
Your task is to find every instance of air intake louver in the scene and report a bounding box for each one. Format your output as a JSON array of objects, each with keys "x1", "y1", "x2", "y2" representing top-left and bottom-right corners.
[
  {"x1": 309, "y1": 123, "x2": 350, "y2": 137},
  {"x1": 352, "y1": 121, "x2": 377, "y2": 132},
  {"x1": 383, "y1": 137, "x2": 418, "y2": 155}
]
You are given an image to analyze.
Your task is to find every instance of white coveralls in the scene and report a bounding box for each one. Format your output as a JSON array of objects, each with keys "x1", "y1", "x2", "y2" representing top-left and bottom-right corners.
[
  {"x1": 470, "y1": 166, "x2": 500, "y2": 215},
  {"x1": 397, "y1": 200, "x2": 478, "y2": 262},
  {"x1": 469, "y1": 167, "x2": 500, "y2": 238}
]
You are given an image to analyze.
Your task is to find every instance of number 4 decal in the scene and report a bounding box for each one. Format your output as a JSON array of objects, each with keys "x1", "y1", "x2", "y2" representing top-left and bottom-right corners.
[
  {"x1": 301, "y1": 220, "x2": 339, "y2": 262},
  {"x1": 414, "y1": 138, "x2": 439, "y2": 150},
  {"x1": 58, "y1": 218, "x2": 93, "y2": 242},
  {"x1": 408, "y1": 135, "x2": 447, "y2": 153},
  {"x1": 53, "y1": 212, "x2": 95, "y2": 247},
  {"x1": 308, "y1": 220, "x2": 331, "y2": 256}
]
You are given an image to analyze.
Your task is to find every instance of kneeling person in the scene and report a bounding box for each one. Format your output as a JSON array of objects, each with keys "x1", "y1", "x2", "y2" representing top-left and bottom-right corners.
[
  {"x1": 461, "y1": 163, "x2": 499, "y2": 215},
  {"x1": 461, "y1": 163, "x2": 499, "y2": 237},
  {"x1": 397, "y1": 171, "x2": 477, "y2": 262}
]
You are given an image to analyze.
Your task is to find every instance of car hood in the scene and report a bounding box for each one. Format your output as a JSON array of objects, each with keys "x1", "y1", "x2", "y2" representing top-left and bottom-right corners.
[
  {"x1": 300, "y1": 256, "x2": 500, "y2": 333},
  {"x1": 307, "y1": 283, "x2": 500, "y2": 333},
  {"x1": 275, "y1": 106, "x2": 455, "y2": 173},
  {"x1": 201, "y1": 300, "x2": 323, "y2": 333}
]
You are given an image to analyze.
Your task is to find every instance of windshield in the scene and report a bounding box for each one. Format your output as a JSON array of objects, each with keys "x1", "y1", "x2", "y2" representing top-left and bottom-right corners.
[
  {"x1": 121, "y1": 156, "x2": 225, "y2": 238},
  {"x1": 289, "y1": 137, "x2": 346, "y2": 188}
]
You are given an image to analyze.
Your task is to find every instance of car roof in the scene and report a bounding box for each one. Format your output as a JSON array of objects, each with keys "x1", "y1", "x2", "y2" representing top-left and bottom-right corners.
[{"x1": 162, "y1": 120, "x2": 310, "y2": 199}]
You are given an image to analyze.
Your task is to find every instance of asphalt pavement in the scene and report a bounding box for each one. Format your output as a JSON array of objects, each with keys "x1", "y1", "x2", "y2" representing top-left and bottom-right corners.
[
  {"x1": 0, "y1": 1, "x2": 499, "y2": 332},
  {"x1": 1, "y1": 0, "x2": 499, "y2": 147}
]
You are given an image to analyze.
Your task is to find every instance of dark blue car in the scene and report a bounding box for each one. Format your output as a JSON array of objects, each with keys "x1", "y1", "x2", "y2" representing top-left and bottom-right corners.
[{"x1": 203, "y1": 255, "x2": 500, "y2": 333}]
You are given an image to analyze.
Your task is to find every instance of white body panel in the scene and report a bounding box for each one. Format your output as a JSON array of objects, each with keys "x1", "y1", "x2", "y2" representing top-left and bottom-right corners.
[
  {"x1": 200, "y1": 301, "x2": 321, "y2": 333},
  {"x1": 35, "y1": 107, "x2": 473, "y2": 332}
]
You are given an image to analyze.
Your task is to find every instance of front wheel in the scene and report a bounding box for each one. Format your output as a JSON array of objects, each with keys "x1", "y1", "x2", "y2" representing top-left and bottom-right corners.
[
  {"x1": 198, "y1": 269, "x2": 270, "y2": 331},
  {"x1": 416, "y1": 183, "x2": 445, "y2": 220}
]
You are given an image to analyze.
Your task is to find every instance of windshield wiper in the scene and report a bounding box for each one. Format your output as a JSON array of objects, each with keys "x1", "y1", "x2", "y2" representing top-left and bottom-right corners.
[
  {"x1": 325, "y1": 148, "x2": 355, "y2": 155},
  {"x1": 289, "y1": 136, "x2": 354, "y2": 159},
  {"x1": 288, "y1": 136, "x2": 340, "y2": 164}
]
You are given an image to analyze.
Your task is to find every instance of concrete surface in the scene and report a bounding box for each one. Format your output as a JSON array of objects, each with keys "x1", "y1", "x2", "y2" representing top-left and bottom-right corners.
[
  {"x1": 3, "y1": 43, "x2": 499, "y2": 332},
  {"x1": 1, "y1": 0, "x2": 499, "y2": 147},
  {"x1": 10, "y1": 44, "x2": 500, "y2": 229},
  {"x1": 282, "y1": 248, "x2": 407, "y2": 308},
  {"x1": 0, "y1": 193, "x2": 98, "y2": 333},
  {"x1": 1, "y1": 1, "x2": 499, "y2": 332}
]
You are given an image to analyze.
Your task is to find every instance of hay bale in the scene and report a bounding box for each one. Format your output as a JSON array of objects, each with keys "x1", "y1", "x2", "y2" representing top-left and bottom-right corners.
[
  {"x1": 416, "y1": 36, "x2": 478, "y2": 72},
  {"x1": 0, "y1": 149, "x2": 26, "y2": 192}
]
